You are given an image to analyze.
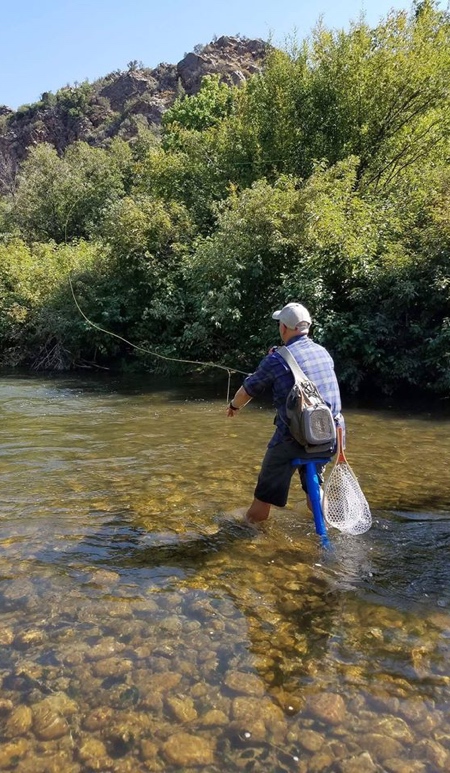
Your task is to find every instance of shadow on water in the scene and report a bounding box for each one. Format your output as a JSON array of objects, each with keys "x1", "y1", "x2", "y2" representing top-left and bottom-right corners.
[
  {"x1": 51, "y1": 511, "x2": 259, "y2": 576},
  {"x1": 0, "y1": 367, "x2": 240, "y2": 403}
]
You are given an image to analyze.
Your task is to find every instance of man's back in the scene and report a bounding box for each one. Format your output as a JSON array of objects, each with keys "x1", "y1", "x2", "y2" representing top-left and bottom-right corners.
[{"x1": 244, "y1": 334, "x2": 342, "y2": 445}]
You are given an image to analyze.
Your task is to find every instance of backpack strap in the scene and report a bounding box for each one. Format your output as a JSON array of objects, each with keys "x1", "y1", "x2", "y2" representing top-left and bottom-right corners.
[
  {"x1": 277, "y1": 346, "x2": 327, "y2": 406},
  {"x1": 276, "y1": 346, "x2": 310, "y2": 382}
]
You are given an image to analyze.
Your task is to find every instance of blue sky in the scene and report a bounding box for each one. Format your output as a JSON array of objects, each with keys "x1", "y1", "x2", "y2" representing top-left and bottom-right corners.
[{"x1": 1, "y1": 0, "x2": 420, "y2": 110}]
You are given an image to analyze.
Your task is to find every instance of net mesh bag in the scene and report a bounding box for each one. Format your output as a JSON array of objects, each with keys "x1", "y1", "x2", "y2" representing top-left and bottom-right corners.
[{"x1": 323, "y1": 463, "x2": 372, "y2": 535}]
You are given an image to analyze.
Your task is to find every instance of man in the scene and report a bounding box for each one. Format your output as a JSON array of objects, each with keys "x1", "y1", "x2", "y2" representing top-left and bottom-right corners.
[{"x1": 226, "y1": 302, "x2": 344, "y2": 523}]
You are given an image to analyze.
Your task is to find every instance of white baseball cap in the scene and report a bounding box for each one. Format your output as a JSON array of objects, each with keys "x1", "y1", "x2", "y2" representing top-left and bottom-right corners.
[{"x1": 272, "y1": 302, "x2": 312, "y2": 330}]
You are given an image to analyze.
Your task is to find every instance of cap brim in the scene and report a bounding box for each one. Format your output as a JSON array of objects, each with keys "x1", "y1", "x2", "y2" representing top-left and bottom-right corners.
[{"x1": 272, "y1": 310, "x2": 282, "y2": 320}]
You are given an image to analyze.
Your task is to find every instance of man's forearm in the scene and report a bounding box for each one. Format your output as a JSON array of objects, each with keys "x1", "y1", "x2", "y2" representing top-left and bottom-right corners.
[{"x1": 230, "y1": 386, "x2": 252, "y2": 410}]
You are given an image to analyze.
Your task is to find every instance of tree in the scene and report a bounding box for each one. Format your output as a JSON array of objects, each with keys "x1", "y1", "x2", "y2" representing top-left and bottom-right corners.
[
  {"x1": 162, "y1": 74, "x2": 234, "y2": 135},
  {"x1": 11, "y1": 141, "x2": 130, "y2": 241}
]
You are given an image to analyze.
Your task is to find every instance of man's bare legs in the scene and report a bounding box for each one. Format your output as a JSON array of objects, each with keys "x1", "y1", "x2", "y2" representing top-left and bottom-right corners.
[{"x1": 245, "y1": 498, "x2": 271, "y2": 524}]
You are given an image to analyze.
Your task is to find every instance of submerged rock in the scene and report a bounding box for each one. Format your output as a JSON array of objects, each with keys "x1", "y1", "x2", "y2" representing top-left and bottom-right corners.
[
  {"x1": 92, "y1": 657, "x2": 133, "y2": 678},
  {"x1": 78, "y1": 738, "x2": 113, "y2": 770},
  {"x1": 162, "y1": 732, "x2": 215, "y2": 766},
  {"x1": 0, "y1": 627, "x2": 14, "y2": 645},
  {"x1": 306, "y1": 692, "x2": 346, "y2": 725},
  {"x1": 224, "y1": 671, "x2": 265, "y2": 697},
  {"x1": 0, "y1": 739, "x2": 29, "y2": 768},
  {"x1": 200, "y1": 708, "x2": 229, "y2": 727},
  {"x1": 336, "y1": 751, "x2": 377, "y2": 773},
  {"x1": 82, "y1": 706, "x2": 115, "y2": 731},
  {"x1": 32, "y1": 699, "x2": 70, "y2": 740},
  {"x1": 4, "y1": 704, "x2": 33, "y2": 737},
  {"x1": 165, "y1": 695, "x2": 198, "y2": 722},
  {"x1": 415, "y1": 739, "x2": 449, "y2": 768},
  {"x1": 361, "y1": 734, "x2": 404, "y2": 761}
]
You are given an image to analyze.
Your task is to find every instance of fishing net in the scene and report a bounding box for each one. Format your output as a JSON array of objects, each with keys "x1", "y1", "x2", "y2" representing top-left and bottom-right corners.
[{"x1": 323, "y1": 463, "x2": 372, "y2": 535}]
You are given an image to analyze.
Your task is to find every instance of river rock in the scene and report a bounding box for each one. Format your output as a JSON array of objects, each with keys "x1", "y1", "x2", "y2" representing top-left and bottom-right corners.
[
  {"x1": 83, "y1": 706, "x2": 115, "y2": 731},
  {"x1": 415, "y1": 739, "x2": 449, "y2": 768},
  {"x1": 396, "y1": 701, "x2": 428, "y2": 723},
  {"x1": 383, "y1": 759, "x2": 426, "y2": 773},
  {"x1": 13, "y1": 628, "x2": 47, "y2": 649},
  {"x1": 2, "y1": 579, "x2": 34, "y2": 608},
  {"x1": 147, "y1": 672, "x2": 182, "y2": 692},
  {"x1": 4, "y1": 704, "x2": 32, "y2": 737},
  {"x1": 107, "y1": 601, "x2": 133, "y2": 619},
  {"x1": 86, "y1": 569, "x2": 120, "y2": 586},
  {"x1": 0, "y1": 739, "x2": 29, "y2": 768},
  {"x1": 231, "y1": 696, "x2": 285, "y2": 727},
  {"x1": 157, "y1": 615, "x2": 183, "y2": 634},
  {"x1": 415, "y1": 713, "x2": 442, "y2": 734},
  {"x1": 32, "y1": 699, "x2": 70, "y2": 740},
  {"x1": 297, "y1": 729, "x2": 324, "y2": 752},
  {"x1": 162, "y1": 732, "x2": 215, "y2": 766},
  {"x1": 0, "y1": 626, "x2": 14, "y2": 645},
  {"x1": 86, "y1": 636, "x2": 125, "y2": 660},
  {"x1": 306, "y1": 692, "x2": 346, "y2": 725},
  {"x1": 78, "y1": 738, "x2": 113, "y2": 770},
  {"x1": 308, "y1": 750, "x2": 337, "y2": 772},
  {"x1": 44, "y1": 692, "x2": 79, "y2": 716},
  {"x1": 361, "y1": 733, "x2": 404, "y2": 761},
  {"x1": 92, "y1": 656, "x2": 133, "y2": 678},
  {"x1": 373, "y1": 716, "x2": 414, "y2": 743},
  {"x1": 224, "y1": 671, "x2": 265, "y2": 697},
  {"x1": 86, "y1": 637, "x2": 126, "y2": 661},
  {"x1": 336, "y1": 751, "x2": 377, "y2": 773},
  {"x1": 140, "y1": 739, "x2": 158, "y2": 760},
  {"x1": 165, "y1": 695, "x2": 198, "y2": 722},
  {"x1": 199, "y1": 709, "x2": 228, "y2": 727}
]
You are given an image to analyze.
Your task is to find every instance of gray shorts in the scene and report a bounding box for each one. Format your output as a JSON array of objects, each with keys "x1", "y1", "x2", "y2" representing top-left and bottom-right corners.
[{"x1": 254, "y1": 439, "x2": 328, "y2": 508}]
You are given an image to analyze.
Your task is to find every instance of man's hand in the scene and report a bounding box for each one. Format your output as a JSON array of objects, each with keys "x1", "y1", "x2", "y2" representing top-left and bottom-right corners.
[{"x1": 226, "y1": 387, "x2": 252, "y2": 417}]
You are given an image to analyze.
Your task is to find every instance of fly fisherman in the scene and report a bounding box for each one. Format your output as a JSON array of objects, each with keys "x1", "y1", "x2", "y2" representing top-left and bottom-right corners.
[{"x1": 226, "y1": 302, "x2": 344, "y2": 524}]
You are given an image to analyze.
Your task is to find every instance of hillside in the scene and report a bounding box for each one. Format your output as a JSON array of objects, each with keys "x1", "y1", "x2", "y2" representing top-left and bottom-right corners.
[{"x1": 0, "y1": 36, "x2": 267, "y2": 192}]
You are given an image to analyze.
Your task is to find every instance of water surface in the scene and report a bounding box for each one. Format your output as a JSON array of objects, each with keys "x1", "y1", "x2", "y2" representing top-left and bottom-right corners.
[{"x1": 1, "y1": 374, "x2": 449, "y2": 772}]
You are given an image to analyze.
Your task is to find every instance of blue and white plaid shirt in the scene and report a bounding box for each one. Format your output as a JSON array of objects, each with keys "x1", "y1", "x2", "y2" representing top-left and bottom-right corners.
[{"x1": 243, "y1": 334, "x2": 344, "y2": 447}]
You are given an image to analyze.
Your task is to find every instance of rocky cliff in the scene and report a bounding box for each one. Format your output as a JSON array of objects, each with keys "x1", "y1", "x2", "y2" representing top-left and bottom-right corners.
[{"x1": 0, "y1": 36, "x2": 268, "y2": 192}]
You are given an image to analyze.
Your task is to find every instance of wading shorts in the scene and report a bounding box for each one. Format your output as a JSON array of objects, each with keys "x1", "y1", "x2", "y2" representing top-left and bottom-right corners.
[{"x1": 254, "y1": 438, "x2": 327, "y2": 508}]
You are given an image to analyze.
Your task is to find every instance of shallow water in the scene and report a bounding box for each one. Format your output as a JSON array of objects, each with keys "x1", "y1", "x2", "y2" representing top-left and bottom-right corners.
[{"x1": 0, "y1": 373, "x2": 449, "y2": 772}]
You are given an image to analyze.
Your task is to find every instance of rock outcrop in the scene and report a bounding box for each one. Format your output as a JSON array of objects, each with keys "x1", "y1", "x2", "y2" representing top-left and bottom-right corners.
[{"x1": 0, "y1": 36, "x2": 268, "y2": 192}]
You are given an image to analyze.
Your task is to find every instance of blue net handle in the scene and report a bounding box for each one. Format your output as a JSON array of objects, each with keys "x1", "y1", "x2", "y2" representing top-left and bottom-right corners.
[{"x1": 291, "y1": 458, "x2": 331, "y2": 546}]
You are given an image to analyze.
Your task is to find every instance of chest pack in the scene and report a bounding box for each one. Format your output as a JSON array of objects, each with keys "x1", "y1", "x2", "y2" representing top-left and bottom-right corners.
[{"x1": 277, "y1": 346, "x2": 337, "y2": 454}]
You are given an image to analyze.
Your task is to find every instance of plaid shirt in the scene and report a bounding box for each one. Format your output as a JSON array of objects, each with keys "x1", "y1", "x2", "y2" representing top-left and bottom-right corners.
[{"x1": 243, "y1": 335, "x2": 344, "y2": 447}]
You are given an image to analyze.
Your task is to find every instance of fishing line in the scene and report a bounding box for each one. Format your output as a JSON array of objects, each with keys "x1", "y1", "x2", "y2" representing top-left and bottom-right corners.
[{"x1": 68, "y1": 275, "x2": 250, "y2": 403}]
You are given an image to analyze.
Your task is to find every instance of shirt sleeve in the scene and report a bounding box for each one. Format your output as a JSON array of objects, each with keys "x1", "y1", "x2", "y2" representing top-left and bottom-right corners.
[{"x1": 243, "y1": 353, "x2": 278, "y2": 397}]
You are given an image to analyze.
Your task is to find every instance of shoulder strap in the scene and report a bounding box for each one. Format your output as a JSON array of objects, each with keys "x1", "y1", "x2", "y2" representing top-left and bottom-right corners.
[{"x1": 277, "y1": 346, "x2": 309, "y2": 382}]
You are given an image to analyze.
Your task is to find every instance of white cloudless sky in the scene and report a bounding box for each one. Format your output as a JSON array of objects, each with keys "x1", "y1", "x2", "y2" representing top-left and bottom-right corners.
[{"x1": 0, "y1": 1, "x2": 435, "y2": 110}]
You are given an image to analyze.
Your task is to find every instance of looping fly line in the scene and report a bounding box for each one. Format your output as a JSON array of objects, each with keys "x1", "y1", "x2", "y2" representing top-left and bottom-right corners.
[{"x1": 69, "y1": 275, "x2": 250, "y2": 402}]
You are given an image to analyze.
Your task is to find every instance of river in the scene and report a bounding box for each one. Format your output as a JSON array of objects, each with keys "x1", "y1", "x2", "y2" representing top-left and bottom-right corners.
[{"x1": 0, "y1": 373, "x2": 449, "y2": 772}]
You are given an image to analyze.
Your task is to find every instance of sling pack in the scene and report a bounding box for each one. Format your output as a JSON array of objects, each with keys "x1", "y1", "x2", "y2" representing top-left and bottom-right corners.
[{"x1": 277, "y1": 346, "x2": 337, "y2": 454}]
